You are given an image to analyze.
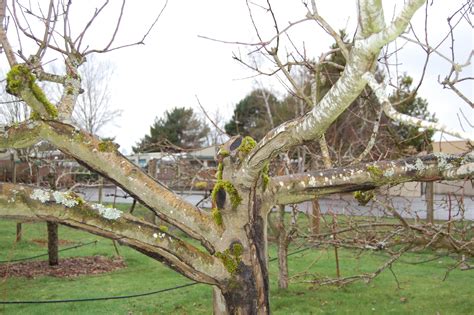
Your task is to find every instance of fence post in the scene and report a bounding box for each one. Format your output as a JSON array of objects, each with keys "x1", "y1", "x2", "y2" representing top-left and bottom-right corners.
[{"x1": 426, "y1": 182, "x2": 434, "y2": 224}]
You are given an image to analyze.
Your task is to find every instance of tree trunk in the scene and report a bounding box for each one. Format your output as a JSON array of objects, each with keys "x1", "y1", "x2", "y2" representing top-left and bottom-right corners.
[
  {"x1": 47, "y1": 221, "x2": 59, "y2": 266},
  {"x1": 213, "y1": 267, "x2": 270, "y2": 314}
]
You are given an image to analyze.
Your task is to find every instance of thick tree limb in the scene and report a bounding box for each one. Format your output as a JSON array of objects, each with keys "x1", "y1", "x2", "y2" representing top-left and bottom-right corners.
[
  {"x1": 269, "y1": 151, "x2": 473, "y2": 205},
  {"x1": 0, "y1": 121, "x2": 42, "y2": 149},
  {"x1": 0, "y1": 120, "x2": 222, "y2": 250},
  {"x1": 363, "y1": 72, "x2": 474, "y2": 142},
  {"x1": 236, "y1": 0, "x2": 426, "y2": 187},
  {"x1": 0, "y1": 183, "x2": 228, "y2": 284}
]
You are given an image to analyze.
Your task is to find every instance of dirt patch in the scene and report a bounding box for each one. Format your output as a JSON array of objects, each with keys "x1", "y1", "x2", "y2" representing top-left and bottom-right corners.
[
  {"x1": 0, "y1": 256, "x2": 126, "y2": 279},
  {"x1": 30, "y1": 239, "x2": 77, "y2": 247}
]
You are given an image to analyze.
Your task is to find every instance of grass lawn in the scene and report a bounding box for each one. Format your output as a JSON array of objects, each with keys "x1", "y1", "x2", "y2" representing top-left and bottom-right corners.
[{"x1": 0, "y1": 205, "x2": 472, "y2": 314}]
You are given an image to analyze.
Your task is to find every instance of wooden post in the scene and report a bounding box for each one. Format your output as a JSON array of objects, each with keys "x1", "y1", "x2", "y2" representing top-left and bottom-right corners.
[
  {"x1": 276, "y1": 205, "x2": 289, "y2": 289},
  {"x1": 332, "y1": 213, "x2": 341, "y2": 278},
  {"x1": 310, "y1": 199, "x2": 321, "y2": 237},
  {"x1": 15, "y1": 223, "x2": 22, "y2": 242},
  {"x1": 426, "y1": 144, "x2": 435, "y2": 224},
  {"x1": 47, "y1": 171, "x2": 59, "y2": 266},
  {"x1": 148, "y1": 158, "x2": 157, "y2": 178},
  {"x1": 11, "y1": 152, "x2": 22, "y2": 242},
  {"x1": 426, "y1": 182, "x2": 434, "y2": 224},
  {"x1": 47, "y1": 221, "x2": 59, "y2": 266},
  {"x1": 98, "y1": 176, "x2": 104, "y2": 204}
]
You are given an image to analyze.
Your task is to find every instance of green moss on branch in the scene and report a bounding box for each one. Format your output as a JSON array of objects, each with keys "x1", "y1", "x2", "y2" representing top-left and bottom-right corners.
[
  {"x1": 262, "y1": 162, "x2": 270, "y2": 191},
  {"x1": 215, "y1": 243, "x2": 243, "y2": 274},
  {"x1": 211, "y1": 180, "x2": 242, "y2": 209},
  {"x1": 98, "y1": 140, "x2": 116, "y2": 152},
  {"x1": 238, "y1": 136, "x2": 256, "y2": 155},
  {"x1": 216, "y1": 162, "x2": 224, "y2": 181},
  {"x1": 353, "y1": 190, "x2": 375, "y2": 206},
  {"x1": 366, "y1": 165, "x2": 383, "y2": 178},
  {"x1": 6, "y1": 64, "x2": 58, "y2": 119},
  {"x1": 211, "y1": 208, "x2": 223, "y2": 226}
]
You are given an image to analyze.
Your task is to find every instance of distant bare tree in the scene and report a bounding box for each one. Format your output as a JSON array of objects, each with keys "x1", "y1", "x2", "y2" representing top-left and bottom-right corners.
[
  {"x1": 0, "y1": 95, "x2": 29, "y2": 124},
  {"x1": 72, "y1": 55, "x2": 122, "y2": 135}
]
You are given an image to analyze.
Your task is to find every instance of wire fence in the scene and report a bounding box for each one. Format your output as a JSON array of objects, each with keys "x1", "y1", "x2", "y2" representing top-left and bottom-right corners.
[
  {"x1": 0, "y1": 240, "x2": 97, "y2": 264},
  {"x1": 0, "y1": 245, "x2": 314, "y2": 305}
]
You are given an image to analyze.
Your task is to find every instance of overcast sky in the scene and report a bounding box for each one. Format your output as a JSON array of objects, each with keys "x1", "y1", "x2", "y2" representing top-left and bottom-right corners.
[{"x1": 2, "y1": 1, "x2": 473, "y2": 154}]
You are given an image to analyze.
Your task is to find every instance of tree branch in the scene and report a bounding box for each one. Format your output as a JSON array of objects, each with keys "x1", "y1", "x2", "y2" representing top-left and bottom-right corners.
[
  {"x1": 1, "y1": 120, "x2": 222, "y2": 251},
  {"x1": 236, "y1": 0, "x2": 426, "y2": 187},
  {"x1": 0, "y1": 0, "x2": 18, "y2": 66},
  {"x1": 269, "y1": 151, "x2": 474, "y2": 205},
  {"x1": 0, "y1": 183, "x2": 228, "y2": 284},
  {"x1": 0, "y1": 120, "x2": 42, "y2": 149},
  {"x1": 363, "y1": 72, "x2": 474, "y2": 142}
]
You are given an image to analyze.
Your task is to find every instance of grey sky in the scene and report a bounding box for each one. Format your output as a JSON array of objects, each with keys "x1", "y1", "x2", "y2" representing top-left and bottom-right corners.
[{"x1": 2, "y1": 1, "x2": 473, "y2": 153}]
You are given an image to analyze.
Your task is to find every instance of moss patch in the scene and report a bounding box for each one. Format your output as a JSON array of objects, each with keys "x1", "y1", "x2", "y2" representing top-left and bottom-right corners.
[
  {"x1": 211, "y1": 208, "x2": 223, "y2": 226},
  {"x1": 353, "y1": 190, "x2": 375, "y2": 206},
  {"x1": 218, "y1": 149, "x2": 230, "y2": 157},
  {"x1": 31, "y1": 82, "x2": 57, "y2": 118},
  {"x1": 238, "y1": 136, "x2": 256, "y2": 155},
  {"x1": 6, "y1": 64, "x2": 57, "y2": 119},
  {"x1": 6, "y1": 64, "x2": 34, "y2": 96},
  {"x1": 193, "y1": 181, "x2": 208, "y2": 190},
  {"x1": 215, "y1": 243, "x2": 243, "y2": 274},
  {"x1": 98, "y1": 140, "x2": 116, "y2": 152},
  {"x1": 30, "y1": 111, "x2": 41, "y2": 120},
  {"x1": 216, "y1": 162, "x2": 224, "y2": 181},
  {"x1": 262, "y1": 162, "x2": 270, "y2": 191},
  {"x1": 366, "y1": 165, "x2": 383, "y2": 178},
  {"x1": 211, "y1": 180, "x2": 242, "y2": 209}
]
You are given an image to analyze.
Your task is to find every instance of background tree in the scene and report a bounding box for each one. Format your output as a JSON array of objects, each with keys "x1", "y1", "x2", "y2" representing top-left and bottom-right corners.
[
  {"x1": 225, "y1": 89, "x2": 291, "y2": 141},
  {"x1": 387, "y1": 74, "x2": 436, "y2": 154},
  {"x1": 134, "y1": 107, "x2": 210, "y2": 152},
  {"x1": 72, "y1": 55, "x2": 122, "y2": 136},
  {"x1": 0, "y1": 1, "x2": 472, "y2": 314}
]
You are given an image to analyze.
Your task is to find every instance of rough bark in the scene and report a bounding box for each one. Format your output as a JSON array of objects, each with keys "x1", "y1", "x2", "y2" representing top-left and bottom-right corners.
[
  {"x1": 270, "y1": 152, "x2": 473, "y2": 205},
  {"x1": 0, "y1": 183, "x2": 228, "y2": 284},
  {"x1": 237, "y1": 0, "x2": 426, "y2": 186}
]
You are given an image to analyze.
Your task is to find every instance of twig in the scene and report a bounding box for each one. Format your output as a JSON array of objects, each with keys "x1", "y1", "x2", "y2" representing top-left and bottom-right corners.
[{"x1": 195, "y1": 95, "x2": 227, "y2": 136}]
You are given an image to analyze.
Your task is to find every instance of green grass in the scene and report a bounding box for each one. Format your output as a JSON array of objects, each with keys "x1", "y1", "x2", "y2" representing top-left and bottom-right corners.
[{"x1": 0, "y1": 209, "x2": 473, "y2": 314}]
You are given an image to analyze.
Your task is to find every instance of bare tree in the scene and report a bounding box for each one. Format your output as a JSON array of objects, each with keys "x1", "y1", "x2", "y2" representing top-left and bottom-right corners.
[
  {"x1": 72, "y1": 55, "x2": 122, "y2": 135},
  {"x1": 0, "y1": 1, "x2": 472, "y2": 314}
]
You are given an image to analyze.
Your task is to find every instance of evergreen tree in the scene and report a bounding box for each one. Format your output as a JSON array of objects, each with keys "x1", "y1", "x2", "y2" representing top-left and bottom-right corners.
[
  {"x1": 388, "y1": 75, "x2": 436, "y2": 153},
  {"x1": 134, "y1": 107, "x2": 209, "y2": 152},
  {"x1": 225, "y1": 89, "x2": 292, "y2": 141}
]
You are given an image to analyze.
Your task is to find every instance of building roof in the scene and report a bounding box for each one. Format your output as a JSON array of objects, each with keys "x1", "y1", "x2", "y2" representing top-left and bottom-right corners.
[{"x1": 433, "y1": 140, "x2": 470, "y2": 154}]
